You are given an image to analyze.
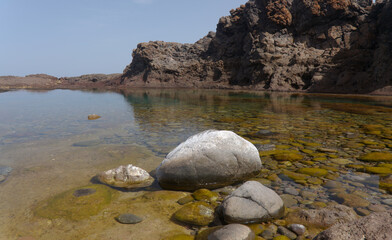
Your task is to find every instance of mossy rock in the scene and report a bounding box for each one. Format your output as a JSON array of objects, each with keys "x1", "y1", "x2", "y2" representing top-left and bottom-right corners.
[
  {"x1": 359, "y1": 152, "x2": 392, "y2": 162},
  {"x1": 333, "y1": 193, "x2": 370, "y2": 208},
  {"x1": 274, "y1": 153, "x2": 304, "y2": 161},
  {"x1": 297, "y1": 168, "x2": 328, "y2": 177},
  {"x1": 173, "y1": 202, "x2": 214, "y2": 226},
  {"x1": 365, "y1": 166, "x2": 392, "y2": 175},
  {"x1": 298, "y1": 140, "x2": 321, "y2": 147},
  {"x1": 346, "y1": 164, "x2": 365, "y2": 170},
  {"x1": 247, "y1": 223, "x2": 265, "y2": 235},
  {"x1": 195, "y1": 226, "x2": 222, "y2": 240},
  {"x1": 192, "y1": 189, "x2": 219, "y2": 203},
  {"x1": 307, "y1": 177, "x2": 323, "y2": 185},
  {"x1": 330, "y1": 158, "x2": 352, "y2": 165},
  {"x1": 34, "y1": 184, "x2": 115, "y2": 221},
  {"x1": 143, "y1": 191, "x2": 187, "y2": 201},
  {"x1": 161, "y1": 234, "x2": 195, "y2": 240},
  {"x1": 273, "y1": 236, "x2": 290, "y2": 240},
  {"x1": 282, "y1": 170, "x2": 309, "y2": 181},
  {"x1": 378, "y1": 163, "x2": 392, "y2": 169},
  {"x1": 177, "y1": 195, "x2": 195, "y2": 205},
  {"x1": 301, "y1": 149, "x2": 314, "y2": 155}
]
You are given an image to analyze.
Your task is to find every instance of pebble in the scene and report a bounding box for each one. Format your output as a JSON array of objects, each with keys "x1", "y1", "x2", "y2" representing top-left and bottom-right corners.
[
  {"x1": 73, "y1": 188, "x2": 96, "y2": 197},
  {"x1": 284, "y1": 187, "x2": 299, "y2": 196},
  {"x1": 277, "y1": 226, "x2": 297, "y2": 240},
  {"x1": 287, "y1": 224, "x2": 306, "y2": 236},
  {"x1": 116, "y1": 214, "x2": 143, "y2": 224}
]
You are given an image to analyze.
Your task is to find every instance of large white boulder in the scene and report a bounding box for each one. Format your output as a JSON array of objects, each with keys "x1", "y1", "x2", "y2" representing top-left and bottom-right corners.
[{"x1": 156, "y1": 130, "x2": 262, "y2": 190}]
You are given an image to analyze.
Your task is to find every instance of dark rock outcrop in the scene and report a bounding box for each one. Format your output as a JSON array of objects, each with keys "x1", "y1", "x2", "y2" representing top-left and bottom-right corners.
[{"x1": 121, "y1": 0, "x2": 392, "y2": 94}]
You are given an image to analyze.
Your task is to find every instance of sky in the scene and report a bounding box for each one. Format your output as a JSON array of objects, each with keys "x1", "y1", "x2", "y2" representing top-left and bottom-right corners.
[{"x1": 0, "y1": 0, "x2": 244, "y2": 77}]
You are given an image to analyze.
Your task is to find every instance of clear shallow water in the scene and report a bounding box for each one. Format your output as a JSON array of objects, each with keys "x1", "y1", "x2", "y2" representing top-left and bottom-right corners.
[{"x1": 0, "y1": 89, "x2": 392, "y2": 239}]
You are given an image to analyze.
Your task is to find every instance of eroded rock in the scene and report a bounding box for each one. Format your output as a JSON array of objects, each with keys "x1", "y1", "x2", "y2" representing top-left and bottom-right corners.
[{"x1": 98, "y1": 164, "x2": 154, "y2": 188}]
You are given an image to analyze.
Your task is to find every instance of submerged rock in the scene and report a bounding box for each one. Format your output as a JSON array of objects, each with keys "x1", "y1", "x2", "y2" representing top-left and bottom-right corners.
[
  {"x1": 34, "y1": 184, "x2": 115, "y2": 221},
  {"x1": 208, "y1": 224, "x2": 255, "y2": 240},
  {"x1": 73, "y1": 188, "x2": 96, "y2": 197},
  {"x1": 314, "y1": 210, "x2": 392, "y2": 240},
  {"x1": 0, "y1": 166, "x2": 12, "y2": 183},
  {"x1": 173, "y1": 202, "x2": 215, "y2": 226},
  {"x1": 98, "y1": 164, "x2": 154, "y2": 188},
  {"x1": 221, "y1": 181, "x2": 284, "y2": 224},
  {"x1": 116, "y1": 213, "x2": 143, "y2": 224},
  {"x1": 286, "y1": 204, "x2": 358, "y2": 230},
  {"x1": 359, "y1": 152, "x2": 392, "y2": 162},
  {"x1": 156, "y1": 130, "x2": 262, "y2": 191},
  {"x1": 87, "y1": 114, "x2": 101, "y2": 120}
]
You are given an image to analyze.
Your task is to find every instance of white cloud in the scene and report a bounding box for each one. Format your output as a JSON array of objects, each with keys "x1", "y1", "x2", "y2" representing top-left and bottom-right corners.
[{"x1": 132, "y1": 0, "x2": 153, "y2": 4}]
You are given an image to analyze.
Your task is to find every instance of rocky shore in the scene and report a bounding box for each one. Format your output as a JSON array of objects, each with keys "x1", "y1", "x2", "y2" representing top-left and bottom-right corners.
[
  {"x1": 1, "y1": 0, "x2": 392, "y2": 95},
  {"x1": 25, "y1": 129, "x2": 392, "y2": 239}
]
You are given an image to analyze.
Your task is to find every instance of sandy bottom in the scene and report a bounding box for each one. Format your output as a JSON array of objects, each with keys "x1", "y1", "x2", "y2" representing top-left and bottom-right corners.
[{"x1": 0, "y1": 131, "x2": 190, "y2": 240}]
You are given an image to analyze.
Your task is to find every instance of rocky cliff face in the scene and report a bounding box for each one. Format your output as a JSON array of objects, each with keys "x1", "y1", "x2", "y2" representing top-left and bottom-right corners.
[{"x1": 121, "y1": 0, "x2": 392, "y2": 94}]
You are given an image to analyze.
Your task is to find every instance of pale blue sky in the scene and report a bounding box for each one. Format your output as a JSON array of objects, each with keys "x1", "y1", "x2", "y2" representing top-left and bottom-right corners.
[{"x1": 0, "y1": 0, "x2": 244, "y2": 77}]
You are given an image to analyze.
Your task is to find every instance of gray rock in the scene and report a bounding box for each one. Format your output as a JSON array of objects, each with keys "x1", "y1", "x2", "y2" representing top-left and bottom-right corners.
[
  {"x1": 314, "y1": 210, "x2": 392, "y2": 240},
  {"x1": 73, "y1": 188, "x2": 96, "y2": 197},
  {"x1": 277, "y1": 226, "x2": 297, "y2": 239},
  {"x1": 98, "y1": 164, "x2": 154, "y2": 188},
  {"x1": 284, "y1": 187, "x2": 299, "y2": 196},
  {"x1": 221, "y1": 181, "x2": 284, "y2": 224},
  {"x1": 156, "y1": 130, "x2": 262, "y2": 191},
  {"x1": 286, "y1": 204, "x2": 359, "y2": 229},
  {"x1": 208, "y1": 224, "x2": 255, "y2": 240},
  {"x1": 0, "y1": 166, "x2": 12, "y2": 175},
  {"x1": 116, "y1": 214, "x2": 143, "y2": 224},
  {"x1": 287, "y1": 224, "x2": 306, "y2": 236},
  {"x1": 260, "y1": 229, "x2": 275, "y2": 239},
  {"x1": 255, "y1": 144, "x2": 276, "y2": 152}
]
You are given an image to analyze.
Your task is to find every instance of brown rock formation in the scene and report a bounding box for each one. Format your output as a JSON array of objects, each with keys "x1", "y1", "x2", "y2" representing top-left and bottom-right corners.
[{"x1": 121, "y1": 0, "x2": 392, "y2": 94}]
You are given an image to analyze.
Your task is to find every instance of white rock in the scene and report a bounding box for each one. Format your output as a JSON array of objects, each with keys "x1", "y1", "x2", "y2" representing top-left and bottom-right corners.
[{"x1": 98, "y1": 164, "x2": 153, "y2": 188}]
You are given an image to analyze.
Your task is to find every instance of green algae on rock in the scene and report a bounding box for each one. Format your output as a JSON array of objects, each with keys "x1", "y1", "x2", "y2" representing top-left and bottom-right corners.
[
  {"x1": 359, "y1": 152, "x2": 392, "y2": 162},
  {"x1": 173, "y1": 202, "x2": 215, "y2": 226},
  {"x1": 34, "y1": 184, "x2": 115, "y2": 221},
  {"x1": 273, "y1": 152, "x2": 304, "y2": 161},
  {"x1": 333, "y1": 193, "x2": 370, "y2": 208},
  {"x1": 161, "y1": 234, "x2": 195, "y2": 240},
  {"x1": 192, "y1": 189, "x2": 219, "y2": 203},
  {"x1": 365, "y1": 166, "x2": 392, "y2": 175},
  {"x1": 297, "y1": 168, "x2": 328, "y2": 177}
]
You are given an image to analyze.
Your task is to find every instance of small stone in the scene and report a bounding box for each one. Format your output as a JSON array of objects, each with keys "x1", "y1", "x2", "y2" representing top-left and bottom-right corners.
[
  {"x1": 177, "y1": 195, "x2": 194, "y2": 205},
  {"x1": 272, "y1": 236, "x2": 290, "y2": 240},
  {"x1": 261, "y1": 229, "x2": 276, "y2": 239},
  {"x1": 247, "y1": 223, "x2": 264, "y2": 235},
  {"x1": 318, "y1": 148, "x2": 338, "y2": 153},
  {"x1": 73, "y1": 188, "x2": 96, "y2": 197},
  {"x1": 208, "y1": 224, "x2": 255, "y2": 240},
  {"x1": 192, "y1": 189, "x2": 219, "y2": 202},
  {"x1": 284, "y1": 187, "x2": 299, "y2": 196},
  {"x1": 280, "y1": 194, "x2": 298, "y2": 207},
  {"x1": 256, "y1": 144, "x2": 276, "y2": 151},
  {"x1": 355, "y1": 208, "x2": 370, "y2": 216},
  {"x1": 300, "y1": 191, "x2": 317, "y2": 199},
  {"x1": 298, "y1": 168, "x2": 328, "y2": 177},
  {"x1": 333, "y1": 193, "x2": 370, "y2": 208},
  {"x1": 173, "y1": 202, "x2": 214, "y2": 226},
  {"x1": 287, "y1": 224, "x2": 306, "y2": 236},
  {"x1": 88, "y1": 114, "x2": 101, "y2": 120},
  {"x1": 277, "y1": 226, "x2": 297, "y2": 239},
  {"x1": 368, "y1": 204, "x2": 387, "y2": 212},
  {"x1": 330, "y1": 158, "x2": 352, "y2": 165},
  {"x1": 116, "y1": 213, "x2": 143, "y2": 224},
  {"x1": 382, "y1": 199, "x2": 392, "y2": 206},
  {"x1": 359, "y1": 152, "x2": 392, "y2": 162}
]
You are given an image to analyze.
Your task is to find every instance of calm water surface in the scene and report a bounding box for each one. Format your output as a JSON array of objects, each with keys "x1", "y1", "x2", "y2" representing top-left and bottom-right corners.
[{"x1": 0, "y1": 89, "x2": 391, "y2": 239}]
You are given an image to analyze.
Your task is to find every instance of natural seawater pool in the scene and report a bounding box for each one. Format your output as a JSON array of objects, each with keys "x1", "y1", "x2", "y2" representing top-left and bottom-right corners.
[{"x1": 0, "y1": 89, "x2": 392, "y2": 239}]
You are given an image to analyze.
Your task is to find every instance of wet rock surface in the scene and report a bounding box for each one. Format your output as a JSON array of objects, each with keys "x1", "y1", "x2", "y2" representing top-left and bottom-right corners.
[
  {"x1": 116, "y1": 213, "x2": 143, "y2": 224},
  {"x1": 156, "y1": 130, "x2": 262, "y2": 190},
  {"x1": 221, "y1": 181, "x2": 284, "y2": 223},
  {"x1": 208, "y1": 224, "x2": 255, "y2": 240}
]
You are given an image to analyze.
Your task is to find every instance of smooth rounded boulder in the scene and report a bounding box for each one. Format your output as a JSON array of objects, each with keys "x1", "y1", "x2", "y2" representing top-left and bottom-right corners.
[
  {"x1": 208, "y1": 224, "x2": 255, "y2": 240},
  {"x1": 156, "y1": 130, "x2": 262, "y2": 190},
  {"x1": 221, "y1": 181, "x2": 285, "y2": 224}
]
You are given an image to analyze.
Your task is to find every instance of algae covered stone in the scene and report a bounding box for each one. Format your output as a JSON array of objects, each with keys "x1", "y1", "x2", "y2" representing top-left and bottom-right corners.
[
  {"x1": 273, "y1": 152, "x2": 304, "y2": 161},
  {"x1": 359, "y1": 152, "x2": 392, "y2": 162},
  {"x1": 192, "y1": 189, "x2": 219, "y2": 202},
  {"x1": 297, "y1": 168, "x2": 328, "y2": 177},
  {"x1": 157, "y1": 130, "x2": 262, "y2": 191},
  {"x1": 34, "y1": 184, "x2": 115, "y2": 221},
  {"x1": 173, "y1": 202, "x2": 215, "y2": 226}
]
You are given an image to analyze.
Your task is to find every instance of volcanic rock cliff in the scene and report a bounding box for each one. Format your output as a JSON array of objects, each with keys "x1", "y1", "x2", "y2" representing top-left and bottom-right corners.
[{"x1": 121, "y1": 0, "x2": 392, "y2": 94}]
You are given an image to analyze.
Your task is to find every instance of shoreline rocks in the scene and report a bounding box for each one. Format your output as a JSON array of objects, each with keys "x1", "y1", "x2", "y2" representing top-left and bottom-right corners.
[{"x1": 156, "y1": 130, "x2": 262, "y2": 191}]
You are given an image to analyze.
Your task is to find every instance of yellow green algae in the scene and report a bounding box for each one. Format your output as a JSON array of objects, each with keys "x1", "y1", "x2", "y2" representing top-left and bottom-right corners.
[
  {"x1": 192, "y1": 189, "x2": 219, "y2": 203},
  {"x1": 297, "y1": 168, "x2": 328, "y2": 177},
  {"x1": 359, "y1": 152, "x2": 392, "y2": 162},
  {"x1": 173, "y1": 202, "x2": 215, "y2": 226},
  {"x1": 34, "y1": 184, "x2": 116, "y2": 221}
]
